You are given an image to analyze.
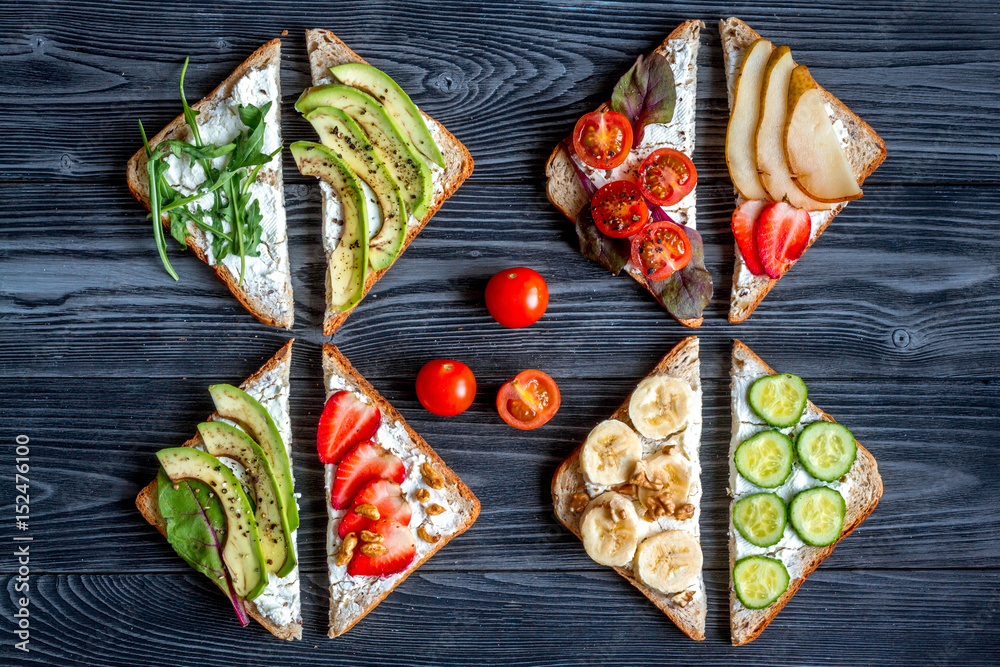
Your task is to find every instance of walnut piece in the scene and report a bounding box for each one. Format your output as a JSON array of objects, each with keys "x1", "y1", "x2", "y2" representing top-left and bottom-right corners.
[
  {"x1": 360, "y1": 542, "x2": 388, "y2": 557},
  {"x1": 335, "y1": 532, "x2": 358, "y2": 566},
  {"x1": 354, "y1": 503, "x2": 380, "y2": 520},
  {"x1": 425, "y1": 503, "x2": 446, "y2": 516},
  {"x1": 415, "y1": 488, "x2": 431, "y2": 503},
  {"x1": 569, "y1": 492, "x2": 590, "y2": 514},
  {"x1": 671, "y1": 590, "x2": 695, "y2": 607}
]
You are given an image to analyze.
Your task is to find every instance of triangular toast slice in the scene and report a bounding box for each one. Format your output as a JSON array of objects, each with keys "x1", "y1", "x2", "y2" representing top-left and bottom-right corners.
[
  {"x1": 321, "y1": 344, "x2": 480, "y2": 637},
  {"x1": 552, "y1": 336, "x2": 706, "y2": 640},
  {"x1": 135, "y1": 340, "x2": 302, "y2": 640},
  {"x1": 545, "y1": 20, "x2": 704, "y2": 328},
  {"x1": 729, "y1": 340, "x2": 883, "y2": 644},
  {"x1": 721, "y1": 18, "x2": 887, "y2": 323},
  {"x1": 305, "y1": 30, "x2": 475, "y2": 335},
  {"x1": 126, "y1": 40, "x2": 294, "y2": 328}
]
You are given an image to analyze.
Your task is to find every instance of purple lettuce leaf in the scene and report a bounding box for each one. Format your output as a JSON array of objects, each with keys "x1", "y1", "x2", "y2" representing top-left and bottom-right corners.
[
  {"x1": 610, "y1": 53, "x2": 676, "y2": 145},
  {"x1": 648, "y1": 225, "x2": 713, "y2": 321}
]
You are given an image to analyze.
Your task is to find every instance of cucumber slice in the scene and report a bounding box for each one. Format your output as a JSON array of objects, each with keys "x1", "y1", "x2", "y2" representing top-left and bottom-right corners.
[
  {"x1": 748, "y1": 374, "x2": 808, "y2": 427},
  {"x1": 733, "y1": 555, "x2": 789, "y2": 609},
  {"x1": 789, "y1": 486, "x2": 845, "y2": 546},
  {"x1": 796, "y1": 421, "x2": 857, "y2": 481},
  {"x1": 733, "y1": 493, "x2": 788, "y2": 547},
  {"x1": 734, "y1": 430, "x2": 794, "y2": 488}
]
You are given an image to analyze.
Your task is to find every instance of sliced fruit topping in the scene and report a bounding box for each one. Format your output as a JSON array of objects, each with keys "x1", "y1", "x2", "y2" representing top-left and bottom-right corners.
[
  {"x1": 629, "y1": 220, "x2": 692, "y2": 280},
  {"x1": 733, "y1": 492, "x2": 788, "y2": 548},
  {"x1": 788, "y1": 486, "x2": 845, "y2": 547},
  {"x1": 733, "y1": 555, "x2": 789, "y2": 609},
  {"x1": 748, "y1": 373, "x2": 808, "y2": 427},
  {"x1": 580, "y1": 419, "x2": 642, "y2": 486},
  {"x1": 726, "y1": 38, "x2": 774, "y2": 201},
  {"x1": 415, "y1": 359, "x2": 477, "y2": 417},
  {"x1": 628, "y1": 374, "x2": 693, "y2": 439},
  {"x1": 330, "y1": 441, "x2": 405, "y2": 509},
  {"x1": 796, "y1": 421, "x2": 857, "y2": 482},
  {"x1": 580, "y1": 491, "x2": 640, "y2": 567},
  {"x1": 346, "y1": 518, "x2": 417, "y2": 577},
  {"x1": 731, "y1": 200, "x2": 768, "y2": 276},
  {"x1": 637, "y1": 147, "x2": 697, "y2": 207},
  {"x1": 317, "y1": 390, "x2": 381, "y2": 465},
  {"x1": 734, "y1": 430, "x2": 794, "y2": 489},
  {"x1": 572, "y1": 110, "x2": 633, "y2": 170},
  {"x1": 633, "y1": 530, "x2": 703, "y2": 594},
  {"x1": 590, "y1": 180, "x2": 649, "y2": 238},
  {"x1": 496, "y1": 369, "x2": 561, "y2": 430},
  {"x1": 338, "y1": 479, "x2": 412, "y2": 538},
  {"x1": 754, "y1": 202, "x2": 810, "y2": 279}
]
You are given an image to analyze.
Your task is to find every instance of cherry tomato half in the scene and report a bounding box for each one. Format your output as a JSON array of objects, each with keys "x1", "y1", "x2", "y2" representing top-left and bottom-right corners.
[
  {"x1": 638, "y1": 147, "x2": 698, "y2": 207},
  {"x1": 630, "y1": 220, "x2": 693, "y2": 281},
  {"x1": 591, "y1": 181, "x2": 649, "y2": 238},
  {"x1": 572, "y1": 110, "x2": 633, "y2": 170},
  {"x1": 485, "y1": 267, "x2": 549, "y2": 329},
  {"x1": 415, "y1": 359, "x2": 476, "y2": 417},
  {"x1": 496, "y1": 370, "x2": 561, "y2": 430}
]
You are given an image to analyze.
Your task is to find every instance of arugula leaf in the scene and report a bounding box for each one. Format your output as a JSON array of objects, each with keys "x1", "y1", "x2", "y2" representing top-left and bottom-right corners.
[
  {"x1": 649, "y1": 225, "x2": 713, "y2": 321},
  {"x1": 610, "y1": 53, "x2": 676, "y2": 144},
  {"x1": 156, "y1": 467, "x2": 249, "y2": 626}
]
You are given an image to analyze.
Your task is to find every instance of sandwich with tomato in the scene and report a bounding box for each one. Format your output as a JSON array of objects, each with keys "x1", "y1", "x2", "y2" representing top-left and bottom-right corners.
[{"x1": 545, "y1": 20, "x2": 711, "y2": 327}]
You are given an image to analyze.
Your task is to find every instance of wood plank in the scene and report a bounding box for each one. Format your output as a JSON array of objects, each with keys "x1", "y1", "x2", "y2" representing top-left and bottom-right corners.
[
  {"x1": 2, "y1": 181, "x2": 999, "y2": 380},
  {"x1": 3, "y1": 376, "x2": 997, "y2": 574},
  {"x1": 0, "y1": 1, "x2": 997, "y2": 183},
  {"x1": 0, "y1": 570, "x2": 996, "y2": 664}
]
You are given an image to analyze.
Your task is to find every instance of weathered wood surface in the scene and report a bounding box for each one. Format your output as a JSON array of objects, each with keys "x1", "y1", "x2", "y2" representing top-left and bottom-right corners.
[{"x1": 1, "y1": 0, "x2": 999, "y2": 664}]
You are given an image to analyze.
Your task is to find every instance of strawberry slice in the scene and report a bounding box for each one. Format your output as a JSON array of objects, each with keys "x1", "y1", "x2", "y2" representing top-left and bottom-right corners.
[
  {"x1": 317, "y1": 390, "x2": 381, "y2": 464},
  {"x1": 338, "y1": 479, "x2": 412, "y2": 538},
  {"x1": 347, "y1": 518, "x2": 416, "y2": 577},
  {"x1": 330, "y1": 441, "x2": 405, "y2": 509},
  {"x1": 755, "y1": 202, "x2": 811, "y2": 279},
  {"x1": 731, "y1": 200, "x2": 768, "y2": 276}
]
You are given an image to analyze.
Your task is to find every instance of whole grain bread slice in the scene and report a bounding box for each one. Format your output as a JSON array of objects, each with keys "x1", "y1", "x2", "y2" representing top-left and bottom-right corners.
[
  {"x1": 135, "y1": 340, "x2": 303, "y2": 640},
  {"x1": 551, "y1": 336, "x2": 706, "y2": 640},
  {"x1": 728, "y1": 339, "x2": 883, "y2": 645},
  {"x1": 722, "y1": 18, "x2": 887, "y2": 323},
  {"x1": 126, "y1": 39, "x2": 294, "y2": 329},
  {"x1": 544, "y1": 20, "x2": 705, "y2": 328},
  {"x1": 305, "y1": 29, "x2": 475, "y2": 335},
  {"x1": 321, "y1": 344, "x2": 480, "y2": 637}
]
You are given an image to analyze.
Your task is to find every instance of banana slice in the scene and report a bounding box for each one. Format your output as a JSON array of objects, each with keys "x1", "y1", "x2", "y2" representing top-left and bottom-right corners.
[
  {"x1": 580, "y1": 492, "x2": 640, "y2": 567},
  {"x1": 633, "y1": 530, "x2": 703, "y2": 594},
  {"x1": 628, "y1": 375, "x2": 693, "y2": 439},
  {"x1": 635, "y1": 449, "x2": 692, "y2": 512},
  {"x1": 580, "y1": 420, "x2": 642, "y2": 485}
]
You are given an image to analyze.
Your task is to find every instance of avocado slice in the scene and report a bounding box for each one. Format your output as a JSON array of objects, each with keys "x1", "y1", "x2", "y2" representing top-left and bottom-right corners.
[
  {"x1": 303, "y1": 107, "x2": 407, "y2": 270},
  {"x1": 157, "y1": 447, "x2": 268, "y2": 600},
  {"x1": 207, "y1": 384, "x2": 300, "y2": 532},
  {"x1": 198, "y1": 421, "x2": 297, "y2": 578},
  {"x1": 290, "y1": 141, "x2": 369, "y2": 311},
  {"x1": 328, "y1": 62, "x2": 446, "y2": 168},
  {"x1": 296, "y1": 85, "x2": 433, "y2": 221}
]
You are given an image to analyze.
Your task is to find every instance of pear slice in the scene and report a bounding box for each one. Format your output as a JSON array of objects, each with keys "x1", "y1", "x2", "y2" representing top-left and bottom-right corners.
[
  {"x1": 784, "y1": 65, "x2": 862, "y2": 203},
  {"x1": 726, "y1": 39, "x2": 774, "y2": 201},
  {"x1": 755, "y1": 47, "x2": 831, "y2": 211}
]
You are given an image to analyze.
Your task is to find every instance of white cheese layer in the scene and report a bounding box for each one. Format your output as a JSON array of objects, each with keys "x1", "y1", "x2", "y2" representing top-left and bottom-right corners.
[{"x1": 162, "y1": 62, "x2": 291, "y2": 322}]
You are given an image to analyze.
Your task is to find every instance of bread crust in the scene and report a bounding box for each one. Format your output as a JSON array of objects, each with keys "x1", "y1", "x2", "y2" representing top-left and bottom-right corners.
[
  {"x1": 721, "y1": 18, "x2": 888, "y2": 324},
  {"x1": 134, "y1": 340, "x2": 303, "y2": 641},
  {"x1": 543, "y1": 20, "x2": 705, "y2": 329},
  {"x1": 728, "y1": 339, "x2": 883, "y2": 645},
  {"x1": 125, "y1": 39, "x2": 294, "y2": 329},
  {"x1": 305, "y1": 29, "x2": 476, "y2": 336},
  {"x1": 551, "y1": 336, "x2": 706, "y2": 640},
  {"x1": 321, "y1": 343, "x2": 481, "y2": 637}
]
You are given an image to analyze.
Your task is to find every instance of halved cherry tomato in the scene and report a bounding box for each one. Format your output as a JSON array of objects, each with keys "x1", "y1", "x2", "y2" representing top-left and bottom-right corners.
[
  {"x1": 415, "y1": 359, "x2": 476, "y2": 417},
  {"x1": 485, "y1": 267, "x2": 549, "y2": 328},
  {"x1": 572, "y1": 110, "x2": 633, "y2": 170},
  {"x1": 591, "y1": 181, "x2": 649, "y2": 238},
  {"x1": 638, "y1": 148, "x2": 697, "y2": 207},
  {"x1": 630, "y1": 220, "x2": 693, "y2": 281},
  {"x1": 496, "y1": 370, "x2": 561, "y2": 430}
]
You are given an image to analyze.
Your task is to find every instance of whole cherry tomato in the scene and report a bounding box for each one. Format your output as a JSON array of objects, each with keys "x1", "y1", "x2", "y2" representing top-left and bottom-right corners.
[
  {"x1": 485, "y1": 267, "x2": 549, "y2": 328},
  {"x1": 415, "y1": 359, "x2": 476, "y2": 417},
  {"x1": 496, "y1": 370, "x2": 561, "y2": 430}
]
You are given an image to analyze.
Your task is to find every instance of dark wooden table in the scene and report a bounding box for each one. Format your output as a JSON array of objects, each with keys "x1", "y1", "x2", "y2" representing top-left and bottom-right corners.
[{"x1": 2, "y1": 1, "x2": 998, "y2": 664}]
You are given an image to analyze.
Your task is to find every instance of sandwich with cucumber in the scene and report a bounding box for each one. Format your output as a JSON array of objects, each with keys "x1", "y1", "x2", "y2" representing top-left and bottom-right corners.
[
  {"x1": 552, "y1": 336, "x2": 706, "y2": 640},
  {"x1": 127, "y1": 40, "x2": 293, "y2": 328},
  {"x1": 135, "y1": 340, "x2": 302, "y2": 640},
  {"x1": 728, "y1": 339, "x2": 882, "y2": 644},
  {"x1": 292, "y1": 29, "x2": 474, "y2": 335}
]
